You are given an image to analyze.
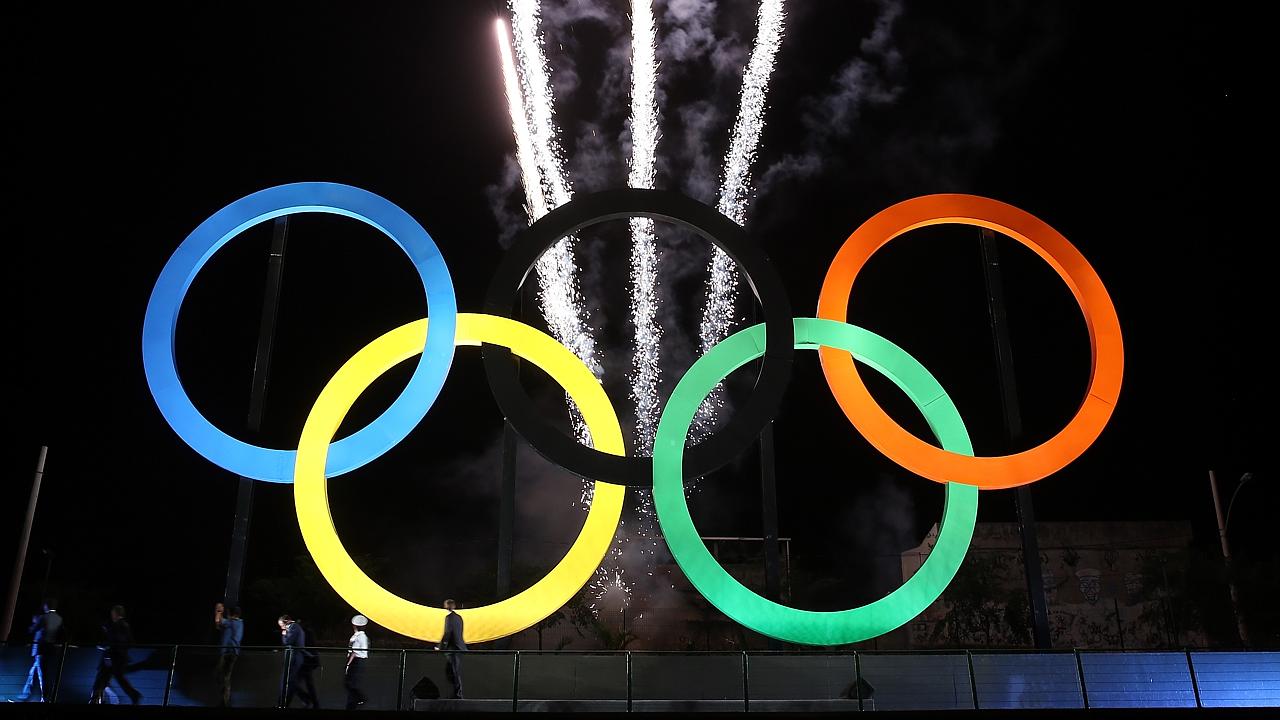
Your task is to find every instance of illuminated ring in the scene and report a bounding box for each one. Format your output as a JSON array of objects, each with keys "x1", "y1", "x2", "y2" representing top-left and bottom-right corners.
[
  {"x1": 816, "y1": 194, "x2": 1123, "y2": 490},
  {"x1": 653, "y1": 318, "x2": 978, "y2": 645},
  {"x1": 295, "y1": 313, "x2": 624, "y2": 643},
  {"x1": 483, "y1": 188, "x2": 794, "y2": 486},
  {"x1": 142, "y1": 182, "x2": 457, "y2": 483}
]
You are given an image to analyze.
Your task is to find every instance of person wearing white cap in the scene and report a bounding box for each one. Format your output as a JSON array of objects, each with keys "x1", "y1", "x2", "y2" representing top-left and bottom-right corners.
[{"x1": 345, "y1": 615, "x2": 370, "y2": 710}]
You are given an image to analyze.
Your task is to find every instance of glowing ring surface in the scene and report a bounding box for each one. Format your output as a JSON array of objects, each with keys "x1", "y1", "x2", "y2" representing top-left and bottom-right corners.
[
  {"x1": 142, "y1": 182, "x2": 457, "y2": 483},
  {"x1": 653, "y1": 318, "x2": 978, "y2": 645},
  {"x1": 294, "y1": 313, "x2": 624, "y2": 643},
  {"x1": 816, "y1": 194, "x2": 1123, "y2": 489}
]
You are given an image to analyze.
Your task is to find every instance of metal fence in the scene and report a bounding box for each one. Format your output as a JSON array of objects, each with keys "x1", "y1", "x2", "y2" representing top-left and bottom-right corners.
[{"x1": 2, "y1": 644, "x2": 1278, "y2": 711}]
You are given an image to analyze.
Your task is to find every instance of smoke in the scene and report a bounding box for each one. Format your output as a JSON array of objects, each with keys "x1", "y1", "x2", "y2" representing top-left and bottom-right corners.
[{"x1": 756, "y1": 0, "x2": 903, "y2": 195}]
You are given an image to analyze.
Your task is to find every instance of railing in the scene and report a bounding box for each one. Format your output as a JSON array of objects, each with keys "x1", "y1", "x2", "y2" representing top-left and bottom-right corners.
[{"x1": 2, "y1": 643, "x2": 1278, "y2": 710}]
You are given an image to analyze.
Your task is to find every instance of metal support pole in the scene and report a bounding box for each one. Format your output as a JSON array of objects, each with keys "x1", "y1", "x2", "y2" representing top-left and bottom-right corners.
[
  {"x1": 397, "y1": 649, "x2": 407, "y2": 711},
  {"x1": 1208, "y1": 469, "x2": 1250, "y2": 647},
  {"x1": 224, "y1": 216, "x2": 288, "y2": 608},
  {"x1": 497, "y1": 423, "x2": 517, "y2": 600},
  {"x1": 965, "y1": 650, "x2": 979, "y2": 710},
  {"x1": 759, "y1": 423, "x2": 783, "y2": 650},
  {"x1": 162, "y1": 645, "x2": 178, "y2": 706},
  {"x1": 511, "y1": 651, "x2": 520, "y2": 712},
  {"x1": 854, "y1": 652, "x2": 864, "y2": 712},
  {"x1": 979, "y1": 228, "x2": 1052, "y2": 648},
  {"x1": 3, "y1": 446, "x2": 47, "y2": 643},
  {"x1": 1187, "y1": 650, "x2": 1203, "y2": 708},
  {"x1": 1074, "y1": 650, "x2": 1089, "y2": 709}
]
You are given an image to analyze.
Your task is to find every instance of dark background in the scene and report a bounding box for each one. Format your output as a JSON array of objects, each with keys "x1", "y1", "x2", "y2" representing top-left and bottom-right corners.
[{"x1": 3, "y1": 2, "x2": 1266, "y2": 647}]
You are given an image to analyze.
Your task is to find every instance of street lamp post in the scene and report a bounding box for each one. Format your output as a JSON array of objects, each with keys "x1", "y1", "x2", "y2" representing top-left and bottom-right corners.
[{"x1": 1208, "y1": 470, "x2": 1254, "y2": 647}]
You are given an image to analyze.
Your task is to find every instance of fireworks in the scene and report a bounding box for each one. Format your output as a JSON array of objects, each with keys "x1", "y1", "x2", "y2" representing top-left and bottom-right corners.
[
  {"x1": 628, "y1": 0, "x2": 661, "y2": 457},
  {"x1": 695, "y1": 0, "x2": 786, "y2": 435}
]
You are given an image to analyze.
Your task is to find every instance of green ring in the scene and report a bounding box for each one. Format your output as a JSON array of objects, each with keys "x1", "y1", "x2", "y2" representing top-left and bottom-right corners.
[{"x1": 652, "y1": 318, "x2": 979, "y2": 645}]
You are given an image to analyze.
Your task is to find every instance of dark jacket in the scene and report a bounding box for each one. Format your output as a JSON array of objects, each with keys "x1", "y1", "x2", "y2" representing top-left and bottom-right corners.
[
  {"x1": 29, "y1": 611, "x2": 63, "y2": 656},
  {"x1": 282, "y1": 622, "x2": 315, "y2": 663},
  {"x1": 440, "y1": 611, "x2": 467, "y2": 651},
  {"x1": 101, "y1": 618, "x2": 133, "y2": 662}
]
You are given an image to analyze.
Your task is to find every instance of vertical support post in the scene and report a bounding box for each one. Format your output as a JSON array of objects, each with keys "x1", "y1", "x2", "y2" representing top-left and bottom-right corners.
[
  {"x1": 965, "y1": 650, "x2": 979, "y2": 709},
  {"x1": 3, "y1": 446, "x2": 47, "y2": 642},
  {"x1": 494, "y1": 423, "x2": 517, "y2": 653},
  {"x1": 853, "y1": 652, "x2": 864, "y2": 712},
  {"x1": 225, "y1": 216, "x2": 289, "y2": 607},
  {"x1": 1208, "y1": 470, "x2": 1250, "y2": 647},
  {"x1": 497, "y1": 423, "x2": 517, "y2": 600},
  {"x1": 1074, "y1": 650, "x2": 1089, "y2": 709},
  {"x1": 51, "y1": 642, "x2": 69, "y2": 703},
  {"x1": 626, "y1": 651, "x2": 633, "y2": 712},
  {"x1": 279, "y1": 647, "x2": 292, "y2": 709},
  {"x1": 741, "y1": 652, "x2": 750, "y2": 712},
  {"x1": 1186, "y1": 650, "x2": 1203, "y2": 708},
  {"x1": 162, "y1": 645, "x2": 178, "y2": 706},
  {"x1": 397, "y1": 649, "x2": 407, "y2": 711},
  {"x1": 759, "y1": 423, "x2": 783, "y2": 651},
  {"x1": 979, "y1": 228, "x2": 1052, "y2": 648},
  {"x1": 512, "y1": 651, "x2": 520, "y2": 712}
]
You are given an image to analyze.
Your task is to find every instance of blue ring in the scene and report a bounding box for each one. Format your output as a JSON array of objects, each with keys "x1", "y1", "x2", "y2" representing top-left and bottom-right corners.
[{"x1": 142, "y1": 182, "x2": 457, "y2": 483}]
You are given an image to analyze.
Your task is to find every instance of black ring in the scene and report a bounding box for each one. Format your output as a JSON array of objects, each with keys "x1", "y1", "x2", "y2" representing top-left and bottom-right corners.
[{"x1": 482, "y1": 188, "x2": 794, "y2": 487}]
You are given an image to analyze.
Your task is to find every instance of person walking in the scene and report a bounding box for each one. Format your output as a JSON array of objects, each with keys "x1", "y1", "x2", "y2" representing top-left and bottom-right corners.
[
  {"x1": 90, "y1": 605, "x2": 141, "y2": 705},
  {"x1": 345, "y1": 615, "x2": 370, "y2": 710},
  {"x1": 213, "y1": 603, "x2": 243, "y2": 706},
  {"x1": 279, "y1": 615, "x2": 319, "y2": 709},
  {"x1": 434, "y1": 600, "x2": 466, "y2": 699},
  {"x1": 10, "y1": 600, "x2": 62, "y2": 702}
]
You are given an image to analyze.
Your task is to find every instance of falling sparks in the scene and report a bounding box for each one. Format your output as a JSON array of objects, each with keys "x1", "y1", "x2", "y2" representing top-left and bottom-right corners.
[
  {"x1": 505, "y1": 1, "x2": 599, "y2": 462},
  {"x1": 695, "y1": 0, "x2": 787, "y2": 434},
  {"x1": 497, "y1": 1, "x2": 786, "y2": 618},
  {"x1": 503, "y1": 1, "x2": 623, "y2": 608},
  {"x1": 628, "y1": 0, "x2": 661, "y2": 458}
]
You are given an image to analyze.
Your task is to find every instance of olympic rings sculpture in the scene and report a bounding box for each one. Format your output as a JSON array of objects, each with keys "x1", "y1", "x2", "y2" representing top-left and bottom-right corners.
[{"x1": 144, "y1": 182, "x2": 1123, "y2": 646}]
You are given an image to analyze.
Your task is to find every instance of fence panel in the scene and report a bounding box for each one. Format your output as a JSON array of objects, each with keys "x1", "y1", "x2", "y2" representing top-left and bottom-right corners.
[
  {"x1": 1192, "y1": 651, "x2": 1280, "y2": 708},
  {"x1": 970, "y1": 652, "x2": 1084, "y2": 709},
  {"x1": 52, "y1": 644, "x2": 171, "y2": 706},
  {"x1": 402, "y1": 650, "x2": 515, "y2": 712},
  {"x1": 165, "y1": 646, "x2": 285, "y2": 708},
  {"x1": 514, "y1": 652, "x2": 627, "y2": 711},
  {"x1": 745, "y1": 653, "x2": 859, "y2": 712},
  {"x1": 857, "y1": 653, "x2": 974, "y2": 711},
  {"x1": 1079, "y1": 651, "x2": 1197, "y2": 708},
  {"x1": 630, "y1": 652, "x2": 744, "y2": 711}
]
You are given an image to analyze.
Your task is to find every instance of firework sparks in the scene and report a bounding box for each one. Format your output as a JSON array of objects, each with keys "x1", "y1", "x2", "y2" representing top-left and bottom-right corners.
[
  {"x1": 628, "y1": 0, "x2": 661, "y2": 458},
  {"x1": 504, "y1": 2, "x2": 625, "y2": 607},
  {"x1": 506, "y1": 1, "x2": 599, "y2": 467},
  {"x1": 695, "y1": 0, "x2": 787, "y2": 434}
]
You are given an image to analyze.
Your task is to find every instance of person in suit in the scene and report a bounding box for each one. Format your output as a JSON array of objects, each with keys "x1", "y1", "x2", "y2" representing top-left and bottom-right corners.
[
  {"x1": 90, "y1": 605, "x2": 141, "y2": 705},
  {"x1": 279, "y1": 615, "x2": 319, "y2": 709},
  {"x1": 12, "y1": 600, "x2": 62, "y2": 702},
  {"x1": 434, "y1": 599, "x2": 466, "y2": 699},
  {"x1": 213, "y1": 603, "x2": 243, "y2": 706},
  {"x1": 345, "y1": 614, "x2": 370, "y2": 710}
]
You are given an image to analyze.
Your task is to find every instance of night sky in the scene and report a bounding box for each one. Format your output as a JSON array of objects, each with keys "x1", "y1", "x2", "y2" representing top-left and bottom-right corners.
[{"x1": 4, "y1": 2, "x2": 1265, "y2": 648}]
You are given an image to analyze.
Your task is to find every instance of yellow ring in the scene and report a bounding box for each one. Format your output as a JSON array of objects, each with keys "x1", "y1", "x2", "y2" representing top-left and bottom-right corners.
[{"x1": 294, "y1": 313, "x2": 624, "y2": 643}]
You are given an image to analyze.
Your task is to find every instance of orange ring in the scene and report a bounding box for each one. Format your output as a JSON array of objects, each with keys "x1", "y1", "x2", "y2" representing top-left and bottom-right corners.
[{"x1": 816, "y1": 194, "x2": 1123, "y2": 489}]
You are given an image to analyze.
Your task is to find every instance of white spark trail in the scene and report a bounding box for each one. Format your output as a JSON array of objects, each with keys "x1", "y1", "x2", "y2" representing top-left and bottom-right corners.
[
  {"x1": 627, "y1": 0, "x2": 663, "y2": 567},
  {"x1": 627, "y1": 0, "x2": 661, "y2": 458},
  {"x1": 507, "y1": 1, "x2": 599, "y2": 462},
  {"x1": 504, "y1": 2, "x2": 625, "y2": 608},
  {"x1": 695, "y1": 0, "x2": 786, "y2": 434}
]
